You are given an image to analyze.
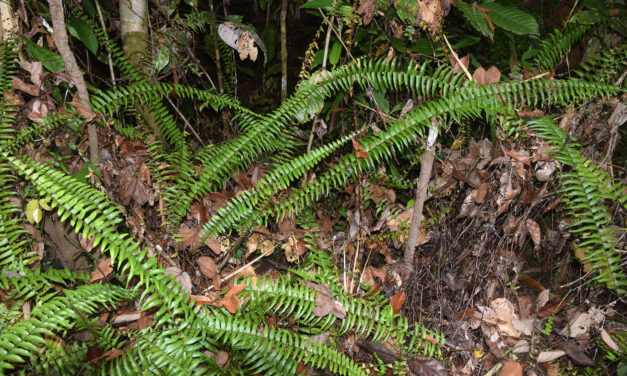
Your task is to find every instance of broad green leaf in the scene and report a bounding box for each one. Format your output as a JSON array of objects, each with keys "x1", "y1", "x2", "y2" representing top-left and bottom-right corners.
[
  {"x1": 372, "y1": 90, "x2": 389, "y2": 115},
  {"x1": 457, "y1": 2, "x2": 493, "y2": 39},
  {"x1": 300, "y1": 0, "x2": 333, "y2": 10},
  {"x1": 260, "y1": 0, "x2": 274, "y2": 10},
  {"x1": 263, "y1": 25, "x2": 277, "y2": 62},
  {"x1": 26, "y1": 199, "x2": 42, "y2": 224},
  {"x1": 570, "y1": 10, "x2": 601, "y2": 25},
  {"x1": 68, "y1": 17, "x2": 98, "y2": 55},
  {"x1": 22, "y1": 37, "x2": 65, "y2": 73},
  {"x1": 154, "y1": 45, "x2": 170, "y2": 74},
  {"x1": 329, "y1": 41, "x2": 341, "y2": 65},
  {"x1": 481, "y1": 2, "x2": 538, "y2": 35}
]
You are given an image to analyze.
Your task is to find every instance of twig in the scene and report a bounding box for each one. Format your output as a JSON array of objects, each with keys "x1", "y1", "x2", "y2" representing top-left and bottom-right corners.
[
  {"x1": 442, "y1": 34, "x2": 473, "y2": 81},
  {"x1": 280, "y1": 0, "x2": 288, "y2": 102},
  {"x1": 165, "y1": 96, "x2": 205, "y2": 145},
  {"x1": 49, "y1": 0, "x2": 100, "y2": 165},
  {"x1": 94, "y1": 0, "x2": 116, "y2": 88},
  {"x1": 404, "y1": 121, "x2": 438, "y2": 266}
]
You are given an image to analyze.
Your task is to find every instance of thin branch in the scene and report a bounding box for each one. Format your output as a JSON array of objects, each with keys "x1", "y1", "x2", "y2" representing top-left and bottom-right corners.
[{"x1": 49, "y1": 0, "x2": 100, "y2": 165}]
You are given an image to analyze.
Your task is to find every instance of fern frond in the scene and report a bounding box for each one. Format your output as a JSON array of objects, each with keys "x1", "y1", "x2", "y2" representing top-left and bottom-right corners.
[
  {"x1": 0, "y1": 283, "x2": 132, "y2": 372},
  {"x1": 530, "y1": 117, "x2": 626, "y2": 293},
  {"x1": 534, "y1": 24, "x2": 589, "y2": 72},
  {"x1": 171, "y1": 59, "x2": 464, "y2": 224}
]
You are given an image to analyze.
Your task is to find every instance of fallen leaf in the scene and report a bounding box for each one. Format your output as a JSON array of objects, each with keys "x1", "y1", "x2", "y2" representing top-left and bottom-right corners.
[
  {"x1": 600, "y1": 329, "x2": 619, "y2": 351},
  {"x1": 498, "y1": 361, "x2": 522, "y2": 376},
  {"x1": 451, "y1": 54, "x2": 470, "y2": 74},
  {"x1": 358, "y1": 0, "x2": 376, "y2": 25},
  {"x1": 179, "y1": 224, "x2": 201, "y2": 252},
  {"x1": 408, "y1": 356, "x2": 448, "y2": 376},
  {"x1": 103, "y1": 349, "x2": 124, "y2": 361},
  {"x1": 12, "y1": 77, "x2": 39, "y2": 96},
  {"x1": 164, "y1": 267, "x2": 192, "y2": 293},
  {"x1": 565, "y1": 342, "x2": 596, "y2": 367},
  {"x1": 118, "y1": 167, "x2": 150, "y2": 206},
  {"x1": 485, "y1": 66, "x2": 501, "y2": 84},
  {"x1": 221, "y1": 294, "x2": 241, "y2": 314},
  {"x1": 526, "y1": 219, "x2": 541, "y2": 246},
  {"x1": 91, "y1": 258, "x2": 113, "y2": 282},
  {"x1": 351, "y1": 138, "x2": 368, "y2": 158},
  {"x1": 536, "y1": 289, "x2": 550, "y2": 310},
  {"x1": 390, "y1": 290, "x2": 406, "y2": 313},
  {"x1": 197, "y1": 256, "x2": 217, "y2": 279},
  {"x1": 418, "y1": 0, "x2": 442, "y2": 32},
  {"x1": 536, "y1": 350, "x2": 565, "y2": 363}
]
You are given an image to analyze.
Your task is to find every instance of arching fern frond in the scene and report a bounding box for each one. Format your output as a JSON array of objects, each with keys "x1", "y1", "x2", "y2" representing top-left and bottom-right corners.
[
  {"x1": 534, "y1": 23, "x2": 589, "y2": 73},
  {"x1": 0, "y1": 283, "x2": 132, "y2": 372},
  {"x1": 529, "y1": 117, "x2": 626, "y2": 293}
]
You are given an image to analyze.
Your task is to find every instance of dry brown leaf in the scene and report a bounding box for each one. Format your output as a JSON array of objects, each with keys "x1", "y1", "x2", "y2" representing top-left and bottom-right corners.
[
  {"x1": 473, "y1": 66, "x2": 487, "y2": 84},
  {"x1": 206, "y1": 236, "x2": 222, "y2": 255},
  {"x1": 536, "y1": 289, "x2": 550, "y2": 310},
  {"x1": 179, "y1": 224, "x2": 201, "y2": 252},
  {"x1": 90, "y1": 258, "x2": 113, "y2": 282},
  {"x1": 246, "y1": 233, "x2": 261, "y2": 256},
  {"x1": 390, "y1": 290, "x2": 406, "y2": 313},
  {"x1": 118, "y1": 168, "x2": 150, "y2": 206},
  {"x1": 526, "y1": 219, "x2": 541, "y2": 246},
  {"x1": 261, "y1": 239, "x2": 275, "y2": 256},
  {"x1": 190, "y1": 295, "x2": 217, "y2": 306},
  {"x1": 565, "y1": 342, "x2": 596, "y2": 367},
  {"x1": 536, "y1": 350, "x2": 565, "y2": 363},
  {"x1": 451, "y1": 54, "x2": 470, "y2": 74},
  {"x1": 600, "y1": 329, "x2": 619, "y2": 351},
  {"x1": 407, "y1": 356, "x2": 448, "y2": 376},
  {"x1": 498, "y1": 361, "x2": 522, "y2": 376},
  {"x1": 103, "y1": 349, "x2": 124, "y2": 362},
  {"x1": 485, "y1": 66, "x2": 501, "y2": 84},
  {"x1": 351, "y1": 138, "x2": 368, "y2": 158},
  {"x1": 164, "y1": 267, "x2": 192, "y2": 293},
  {"x1": 358, "y1": 0, "x2": 376, "y2": 25},
  {"x1": 237, "y1": 31, "x2": 258, "y2": 62},
  {"x1": 221, "y1": 295, "x2": 241, "y2": 314},
  {"x1": 12, "y1": 77, "x2": 39, "y2": 96},
  {"x1": 197, "y1": 256, "x2": 217, "y2": 279},
  {"x1": 491, "y1": 298, "x2": 521, "y2": 337},
  {"x1": 234, "y1": 265, "x2": 256, "y2": 279},
  {"x1": 418, "y1": 0, "x2": 442, "y2": 32}
]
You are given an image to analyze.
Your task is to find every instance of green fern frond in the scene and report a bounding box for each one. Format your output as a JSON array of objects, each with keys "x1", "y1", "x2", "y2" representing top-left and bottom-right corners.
[
  {"x1": 529, "y1": 117, "x2": 626, "y2": 293},
  {"x1": 0, "y1": 283, "x2": 132, "y2": 372},
  {"x1": 170, "y1": 59, "x2": 465, "y2": 224},
  {"x1": 534, "y1": 24, "x2": 589, "y2": 72},
  {"x1": 575, "y1": 43, "x2": 626, "y2": 84}
]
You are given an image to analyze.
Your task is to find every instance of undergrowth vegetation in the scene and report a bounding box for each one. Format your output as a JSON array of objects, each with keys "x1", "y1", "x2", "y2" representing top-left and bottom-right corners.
[{"x1": 0, "y1": 0, "x2": 625, "y2": 374}]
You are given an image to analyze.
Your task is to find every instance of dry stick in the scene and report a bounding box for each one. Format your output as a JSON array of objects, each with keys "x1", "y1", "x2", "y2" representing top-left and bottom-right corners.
[
  {"x1": 49, "y1": 0, "x2": 100, "y2": 166},
  {"x1": 280, "y1": 0, "x2": 288, "y2": 102},
  {"x1": 442, "y1": 34, "x2": 473, "y2": 81},
  {"x1": 208, "y1": 0, "x2": 231, "y2": 132},
  {"x1": 404, "y1": 123, "x2": 438, "y2": 267},
  {"x1": 94, "y1": 0, "x2": 116, "y2": 88},
  {"x1": 165, "y1": 96, "x2": 205, "y2": 146}
]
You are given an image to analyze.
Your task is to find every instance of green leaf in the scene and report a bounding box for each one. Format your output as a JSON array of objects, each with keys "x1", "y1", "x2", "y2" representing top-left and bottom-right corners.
[
  {"x1": 329, "y1": 41, "x2": 341, "y2": 66},
  {"x1": 457, "y1": 2, "x2": 493, "y2": 39},
  {"x1": 570, "y1": 10, "x2": 601, "y2": 25},
  {"x1": 26, "y1": 199, "x2": 42, "y2": 224},
  {"x1": 481, "y1": 2, "x2": 538, "y2": 35},
  {"x1": 154, "y1": 45, "x2": 170, "y2": 74},
  {"x1": 21, "y1": 37, "x2": 65, "y2": 73},
  {"x1": 372, "y1": 90, "x2": 389, "y2": 115},
  {"x1": 68, "y1": 17, "x2": 98, "y2": 55},
  {"x1": 263, "y1": 25, "x2": 277, "y2": 62},
  {"x1": 300, "y1": 0, "x2": 333, "y2": 10}
]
